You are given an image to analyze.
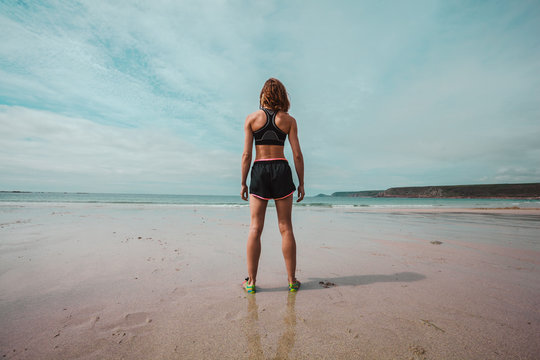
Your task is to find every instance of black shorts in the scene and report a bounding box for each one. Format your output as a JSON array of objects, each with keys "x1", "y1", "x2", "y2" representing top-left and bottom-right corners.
[{"x1": 249, "y1": 159, "x2": 296, "y2": 200}]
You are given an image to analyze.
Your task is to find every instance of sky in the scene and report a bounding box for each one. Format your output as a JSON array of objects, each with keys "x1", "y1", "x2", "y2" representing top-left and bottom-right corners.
[{"x1": 1, "y1": 0, "x2": 539, "y2": 195}]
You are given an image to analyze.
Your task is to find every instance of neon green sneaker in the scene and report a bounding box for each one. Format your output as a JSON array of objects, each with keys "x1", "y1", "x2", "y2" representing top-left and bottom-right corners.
[
  {"x1": 289, "y1": 280, "x2": 301, "y2": 292},
  {"x1": 242, "y1": 277, "x2": 256, "y2": 294}
]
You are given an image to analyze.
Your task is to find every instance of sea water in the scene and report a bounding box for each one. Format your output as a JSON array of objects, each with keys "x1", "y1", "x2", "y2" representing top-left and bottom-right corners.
[{"x1": 0, "y1": 192, "x2": 538, "y2": 209}]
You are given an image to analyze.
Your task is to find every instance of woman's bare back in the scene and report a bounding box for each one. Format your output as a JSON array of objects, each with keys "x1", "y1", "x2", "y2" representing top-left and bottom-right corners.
[{"x1": 247, "y1": 109, "x2": 295, "y2": 160}]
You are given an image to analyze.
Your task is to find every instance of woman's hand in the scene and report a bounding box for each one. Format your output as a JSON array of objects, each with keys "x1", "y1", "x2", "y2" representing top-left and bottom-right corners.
[
  {"x1": 296, "y1": 184, "x2": 305, "y2": 202},
  {"x1": 241, "y1": 184, "x2": 249, "y2": 201}
]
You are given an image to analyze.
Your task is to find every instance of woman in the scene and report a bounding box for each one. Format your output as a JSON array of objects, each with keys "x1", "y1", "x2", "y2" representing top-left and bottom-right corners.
[{"x1": 241, "y1": 78, "x2": 305, "y2": 294}]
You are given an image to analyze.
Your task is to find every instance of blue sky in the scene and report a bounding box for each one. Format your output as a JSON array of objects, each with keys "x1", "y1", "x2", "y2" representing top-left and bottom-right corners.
[{"x1": 1, "y1": 1, "x2": 539, "y2": 195}]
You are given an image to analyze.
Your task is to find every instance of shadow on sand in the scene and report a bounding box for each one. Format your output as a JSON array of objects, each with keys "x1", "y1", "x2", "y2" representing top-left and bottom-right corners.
[
  {"x1": 256, "y1": 272, "x2": 426, "y2": 292},
  {"x1": 241, "y1": 272, "x2": 426, "y2": 358}
]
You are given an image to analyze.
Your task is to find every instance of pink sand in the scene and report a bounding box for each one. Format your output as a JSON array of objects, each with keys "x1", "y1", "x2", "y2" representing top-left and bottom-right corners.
[{"x1": 1, "y1": 203, "x2": 539, "y2": 359}]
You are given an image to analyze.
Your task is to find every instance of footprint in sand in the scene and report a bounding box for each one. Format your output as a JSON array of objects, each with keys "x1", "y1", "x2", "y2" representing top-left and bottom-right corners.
[
  {"x1": 89, "y1": 316, "x2": 100, "y2": 328},
  {"x1": 100, "y1": 312, "x2": 153, "y2": 344},
  {"x1": 124, "y1": 312, "x2": 152, "y2": 327},
  {"x1": 171, "y1": 287, "x2": 188, "y2": 296},
  {"x1": 111, "y1": 331, "x2": 128, "y2": 344},
  {"x1": 409, "y1": 344, "x2": 427, "y2": 360}
]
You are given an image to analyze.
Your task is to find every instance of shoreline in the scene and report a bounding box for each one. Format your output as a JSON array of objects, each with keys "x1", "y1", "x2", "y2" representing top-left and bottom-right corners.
[
  {"x1": 1, "y1": 200, "x2": 540, "y2": 214},
  {"x1": 350, "y1": 207, "x2": 540, "y2": 215}
]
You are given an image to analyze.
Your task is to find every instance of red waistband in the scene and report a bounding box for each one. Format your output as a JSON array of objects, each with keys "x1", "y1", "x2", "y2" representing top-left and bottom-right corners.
[{"x1": 254, "y1": 158, "x2": 287, "y2": 162}]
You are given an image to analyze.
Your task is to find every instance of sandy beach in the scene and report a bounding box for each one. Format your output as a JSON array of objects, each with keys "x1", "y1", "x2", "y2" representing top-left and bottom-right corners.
[{"x1": 1, "y1": 203, "x2": 539, "y2": 359}]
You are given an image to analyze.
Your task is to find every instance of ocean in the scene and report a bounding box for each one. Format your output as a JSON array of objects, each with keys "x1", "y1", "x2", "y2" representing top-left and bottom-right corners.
[{"x1": 1, "y1": 192, "x2": 539, "y2": 208}]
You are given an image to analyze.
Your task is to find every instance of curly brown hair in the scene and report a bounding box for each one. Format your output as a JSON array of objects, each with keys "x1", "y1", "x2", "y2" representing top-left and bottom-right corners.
[{"x1": 259, "y1": 78, "x2": 290, "y2": 112}]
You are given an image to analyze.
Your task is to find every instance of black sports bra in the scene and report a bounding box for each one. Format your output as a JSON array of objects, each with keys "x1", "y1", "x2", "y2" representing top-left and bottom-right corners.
[{"x1": 253, "y1": 108, "x2": 287, "y2": 146}]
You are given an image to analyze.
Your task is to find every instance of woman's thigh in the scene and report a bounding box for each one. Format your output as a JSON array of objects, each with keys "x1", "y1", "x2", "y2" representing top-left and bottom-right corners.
[
  {"x1": 275, "y1": 194, "x2": 293, "y2": 228},
  {"x1": 250, "y1": 194, "x2": 268, "y2": 227}
]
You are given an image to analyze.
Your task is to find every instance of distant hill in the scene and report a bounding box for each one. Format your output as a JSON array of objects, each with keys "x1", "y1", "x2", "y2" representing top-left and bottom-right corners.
[
  {"x1": 331, "y1": 190, "x2": 383, "y2": 197},
  {"x1": 320, "y1": 183, "x2": 540, "y2": 199},
  {"x1": 376, "y1": 183, "x2": 540, "y2": 199}
]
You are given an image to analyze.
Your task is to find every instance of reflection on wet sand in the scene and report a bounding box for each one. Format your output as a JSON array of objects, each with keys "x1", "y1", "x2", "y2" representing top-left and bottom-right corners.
[
  {"x1": 245, "y1": 294, "x2": 264, "y2": 359},
  {"x1": 244, "y1": 293, "x2": 297, "y2": 359}
]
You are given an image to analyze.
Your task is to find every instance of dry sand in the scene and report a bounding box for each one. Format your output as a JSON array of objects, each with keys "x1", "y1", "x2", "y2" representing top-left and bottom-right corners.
[{"x1": 1, "y1": 203, "x2": 539, "y2": 359}]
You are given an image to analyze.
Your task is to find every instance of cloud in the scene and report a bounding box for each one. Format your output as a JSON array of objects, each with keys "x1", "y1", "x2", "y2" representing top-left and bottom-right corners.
[
  {"x1": 279, "y1": 1, "x2": 540, "y2": 191},
  {"x1": 1, "y1": 1, "x2": 539, "y2": 194},
  {"x1": 0, "y1": 106, "x2": 237, "y2": 193},
  {"x1": 493, "y1": 167, "x2": 540, "y2": 183},
  {"x1": 0, "y1": 1, "x2": 265, "y2": 140}
]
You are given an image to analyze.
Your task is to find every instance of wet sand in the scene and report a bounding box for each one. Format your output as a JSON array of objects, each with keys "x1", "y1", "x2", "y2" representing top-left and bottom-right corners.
[{"x1": 1, "y1": 203, "x2": 539, "y2": 359}]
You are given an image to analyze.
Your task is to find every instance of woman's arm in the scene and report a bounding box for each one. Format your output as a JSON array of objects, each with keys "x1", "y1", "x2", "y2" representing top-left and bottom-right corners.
[
  {"x1": 241, "y1": 116, "x2": 253, "y2": 201},
  {"x1": 288, "y1": 117, "x2": 305, "y2": 202}
]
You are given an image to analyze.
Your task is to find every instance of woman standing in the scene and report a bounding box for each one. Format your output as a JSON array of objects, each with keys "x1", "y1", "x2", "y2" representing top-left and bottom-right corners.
[{"x1": 241, "y1": 78, "x2": 305, "y2": 294}]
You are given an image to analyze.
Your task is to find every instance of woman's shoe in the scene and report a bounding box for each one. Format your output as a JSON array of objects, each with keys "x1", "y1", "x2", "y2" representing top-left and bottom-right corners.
[
  {"x1": 242, "y1": 277, "x2": 256, "y2": 294},
  {"x1": 289, "y1": 280, "x2": 301, "y2": 292}
]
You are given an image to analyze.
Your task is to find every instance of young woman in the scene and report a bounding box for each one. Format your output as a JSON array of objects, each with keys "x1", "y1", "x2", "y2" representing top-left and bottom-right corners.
[{"x1": 241, "y1": 78, "x2": 305, "y2": 294}]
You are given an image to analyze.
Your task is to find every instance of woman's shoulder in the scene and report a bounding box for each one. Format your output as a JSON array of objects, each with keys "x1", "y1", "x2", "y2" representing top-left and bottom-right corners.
[
  {"x1": 246, "y1": 108, "x2": 295, "y2": 124},
  {"x1": 274, "y1": 111, "x2": 296, "y2": 134},
  {"x1": 276, "y1": 111, "x2": 296, "y2": 124},
  {"x1": 245, "y1": 109, "x2": 265, "y2": 122}
]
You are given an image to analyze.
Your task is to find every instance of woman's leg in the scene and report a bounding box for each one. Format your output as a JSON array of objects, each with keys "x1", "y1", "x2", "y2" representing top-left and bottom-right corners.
[
  {"x1": 275, "y1": 195, "x2": 297, "y2": 284},
  {"x1": 247, "y1": 195, "x2": 268, "y2": 286}
]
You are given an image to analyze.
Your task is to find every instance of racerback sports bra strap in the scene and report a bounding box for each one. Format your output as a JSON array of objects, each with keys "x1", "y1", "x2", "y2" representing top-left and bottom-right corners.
[{"x1": 253, "y1": 108, "x2": 287, "y2": 146}]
